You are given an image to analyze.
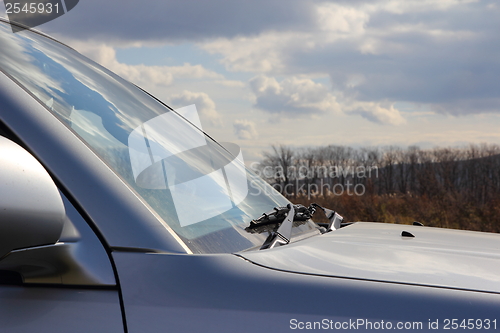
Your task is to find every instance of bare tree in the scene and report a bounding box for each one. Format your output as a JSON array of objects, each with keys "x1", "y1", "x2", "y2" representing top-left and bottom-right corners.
[
  {"x1": 261, "y1": 144, "x2": 295, "y2": 194},
  {"x1": 258, "y1": 143, "x2": 500, "y2": 207}
]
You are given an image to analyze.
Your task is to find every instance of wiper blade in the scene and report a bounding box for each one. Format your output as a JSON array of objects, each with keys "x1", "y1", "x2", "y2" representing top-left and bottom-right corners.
[
  {"x1": 247, "y1": 204, "x2": 313, "y2": 230},
  {"x1": 247, "y1": 203, "x2": 345, "y2": 250}
]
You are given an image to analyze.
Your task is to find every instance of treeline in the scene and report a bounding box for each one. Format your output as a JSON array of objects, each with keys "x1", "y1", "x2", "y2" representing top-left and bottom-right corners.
[{"x1": 257, "y1": 144, "x2": 500, "y2": 232}]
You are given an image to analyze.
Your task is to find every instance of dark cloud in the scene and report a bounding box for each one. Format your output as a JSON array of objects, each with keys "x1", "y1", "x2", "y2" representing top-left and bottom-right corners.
[
  {"x1": 40, "y1": 0, "x2": 316, "y2": 43},
  {"x1": 431, "y1": 98, "x2": 500, "y2": 116}
]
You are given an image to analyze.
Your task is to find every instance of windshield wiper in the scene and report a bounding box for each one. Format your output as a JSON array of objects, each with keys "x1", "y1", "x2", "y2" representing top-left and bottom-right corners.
[
  {"x1": 309, "y1": 203, "x2": 344, "y2": 231},
  {"x1": 247, "y1": 203, "x2": 344, "y2": 250}
]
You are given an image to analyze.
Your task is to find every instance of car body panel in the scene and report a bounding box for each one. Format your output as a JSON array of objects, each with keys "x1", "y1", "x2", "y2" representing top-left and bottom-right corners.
[
  {"x1": 113, "y1": 251, "x2": 500, "y2": 333},
  {"x1": 0, "y1": 286, "x2": 124, "y2": 333},
  {"x1": 240, "y1": 222, "x2": 500, "y2": 293}
]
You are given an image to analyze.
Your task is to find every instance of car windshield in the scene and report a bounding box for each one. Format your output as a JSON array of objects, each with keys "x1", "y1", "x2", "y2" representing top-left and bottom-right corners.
[{"x1": 0, "y1": 21, "x2": 319, "y2": 253}]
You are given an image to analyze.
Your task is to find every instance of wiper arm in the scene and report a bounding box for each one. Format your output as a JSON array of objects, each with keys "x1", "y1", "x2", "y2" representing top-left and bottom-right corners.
[
  {"x1": 260, "y1": 204, "x2": 295, "y2": 250},
  {"x1": 310, "y1": 203, "x2": 344, "y2": 231}
]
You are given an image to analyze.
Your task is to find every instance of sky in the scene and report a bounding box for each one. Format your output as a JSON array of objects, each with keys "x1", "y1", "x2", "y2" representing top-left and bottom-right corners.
[{"x1": 1, "y1": 0, "x2": 500, "y2": 162}]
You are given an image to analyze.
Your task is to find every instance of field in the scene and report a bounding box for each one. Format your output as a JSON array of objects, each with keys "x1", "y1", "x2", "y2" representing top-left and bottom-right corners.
[
  {"x1": 258, "y1": 144, "x2": 500, "y2": 233},
  {"x1": 290, "y1": 192, "x2": 500, "y2": 233}
]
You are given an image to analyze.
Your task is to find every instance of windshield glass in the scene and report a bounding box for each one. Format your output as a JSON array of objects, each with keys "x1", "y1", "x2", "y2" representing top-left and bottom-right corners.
[{"x1": 0, "y1": 21, "x2": 320, "y2": 253}]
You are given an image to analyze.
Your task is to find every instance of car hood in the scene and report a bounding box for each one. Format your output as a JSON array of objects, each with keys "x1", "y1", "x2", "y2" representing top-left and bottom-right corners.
[{"x1": 238, "y1": 222, "x2": 500, "y2": 293}]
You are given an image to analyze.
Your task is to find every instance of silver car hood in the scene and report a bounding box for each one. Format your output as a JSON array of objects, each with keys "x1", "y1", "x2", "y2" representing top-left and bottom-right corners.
[{"x1": 239, "y1": 222, "x2": 500, "y2": 293}]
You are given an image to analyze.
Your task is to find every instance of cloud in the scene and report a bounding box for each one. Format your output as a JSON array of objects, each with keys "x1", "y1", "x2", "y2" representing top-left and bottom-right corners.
[
  {"x1": 233, "y1": 120, "x2": 258, "y2": 140},
  {"x1": 430, "y1": 98, "x2": 500, "y2": 116},
  {"x1": 70, "y1": 42, "x2": 222, "y2": 87},
  {"x1": 316, "y1": 3, "x2": 369, "y2": 35},
  {"x1": 214, "y1": 79, "x2": 245, "y2": 88},
  {"x1": 201, "y1": 3, "x2": 370, "y2": 73},
  {"x1": 34, "y1": 0, "x2": 500, "y2": 118},
  {"x1": 202, "y1": 1, "x2": 500, "y2": 116},
  {"x1": 372, "y1": 0, "x2": 479, "y2": 14},
  {"x1": 347, "y1": 101, "x2": 406, "y2": 125},
  {"x1": 170, "y1": 90, "x2": 222, "y2": 126},
  {"x1": 249, "y1": 75, "x2": 405, "y2": 125},
  {"x1": 39, "y1": 0, "x2": 315, "y2": 43},
  {"x1": 202, "y1": 33, "x2": 295, "y2": 73},
  {"x1": 249, "y1": 75, "x2": 341, "y2": 116}
]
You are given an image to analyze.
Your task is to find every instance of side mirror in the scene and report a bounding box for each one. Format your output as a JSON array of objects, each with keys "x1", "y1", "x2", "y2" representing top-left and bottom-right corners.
[{"x1": 0, "y1": 136, "x2": 65, "y2": 259}]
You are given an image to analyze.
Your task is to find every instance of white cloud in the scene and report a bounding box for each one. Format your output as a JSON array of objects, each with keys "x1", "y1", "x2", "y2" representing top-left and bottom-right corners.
[
  {"x1": 317, "y1": 3, "x2": 369, "y2": 35},
  {"x1": 214, "y1": 80, "x2": 246, "y2": 88},
  {"x1": 249, "y1": 75, "x2": 341, "y2": 116},
  {"x1": 201, "y1": 3, "x2": 370, "y2": 73},
  {"x1": 373, "y1": 0, "x2": 478, "y2": 14},
  {"x1": 347, "y1": 101, "x2": 406, "y2": 125},
  {"x1": 202, "y1": 34, "x2": 291, "y2": 73},
  {"x1": 170, "y1": 90, "x2": 222, "y2": 126},
  {"x1": 249, "y1": 75, "x2": 405, "y2": 125},
  {"x1": 233, "y1": 120, "x2": 258, "y2": 140},
  {"x1": 70, "y1": 42, "x2": 223, "y2": 87}
]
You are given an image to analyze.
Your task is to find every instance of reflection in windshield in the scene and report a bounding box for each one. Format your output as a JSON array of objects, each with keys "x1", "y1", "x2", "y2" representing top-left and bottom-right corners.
[
  {"x1": 128, "y1": 105, "x2": 249, "y2": 227},
  {"x1": 0, "y1": 22, "x2": 319, "y2": 253}
]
